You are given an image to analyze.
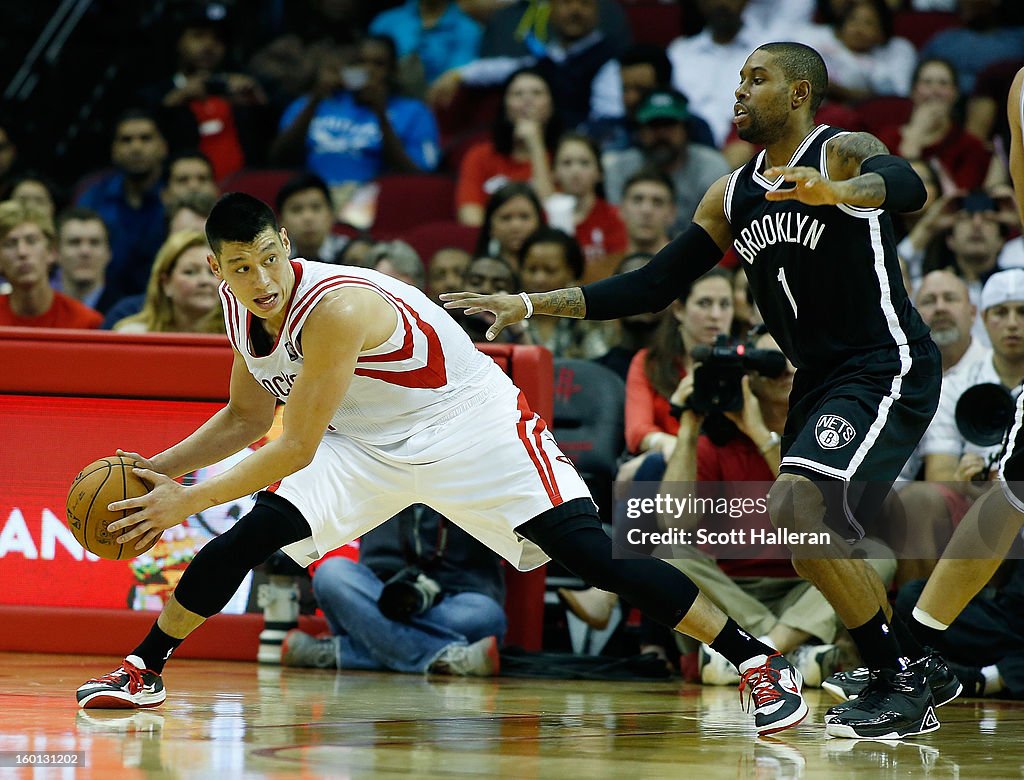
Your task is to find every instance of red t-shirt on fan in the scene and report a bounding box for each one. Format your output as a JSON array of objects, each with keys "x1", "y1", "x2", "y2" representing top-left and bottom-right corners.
[
  {"x1": 576, "y1": 198, "x2": 627, "y2": 283},
  {"x1": 0, "y1": 292, "x2": 102, "y2": 329}
]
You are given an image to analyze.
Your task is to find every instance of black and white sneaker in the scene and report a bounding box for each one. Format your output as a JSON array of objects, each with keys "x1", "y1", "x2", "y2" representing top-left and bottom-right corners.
[
  {"x1": 738, "y1": 653, "x2": 809, "y2": 736},
  {"x1": 825, "y1": 668, "x2": 939, "y2": 739},
  {"x1": 823, "y1": 650, "x2": 962, "y2": 708},
  {"x1": 76, "y1": 655, "x2": 165, "y2": 709}
]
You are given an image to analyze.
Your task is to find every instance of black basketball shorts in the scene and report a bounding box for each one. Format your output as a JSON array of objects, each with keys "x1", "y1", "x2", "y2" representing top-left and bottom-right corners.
[
  {"x1": 779, "y1": 338, "x2": 941, "y2": 535},
  {"x1": 997, "y1": 389, "x2": 1024, "y2": 511}
]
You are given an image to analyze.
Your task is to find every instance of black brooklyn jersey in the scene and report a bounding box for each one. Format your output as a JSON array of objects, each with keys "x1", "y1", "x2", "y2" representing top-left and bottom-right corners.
[{"x1": 725, "y1": 125, "x2": 929, "y2": 371}]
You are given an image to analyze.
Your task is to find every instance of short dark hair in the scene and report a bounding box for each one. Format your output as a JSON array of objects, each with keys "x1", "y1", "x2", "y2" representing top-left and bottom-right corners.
[
  {"x1": 475, "y1": 181, "x2": 546, "y2": 258},
  {"x1": 618, "y1": 44, "x2": 673, "y2": 88},
  {"x1": 518, "y1": 226, "x2": 585, "y2": 280},
  {"x1": 56, "y1": 206, "x2": 109, "y2": 241},
  {"x1": 206, "y1": 192, "x2": 279, "y2": 255},
  {"x1": 756, "y1": 42, "x2": 829, "y2": 113},
  {"x1": 622, "y1": 167, "x2": 676, "y2": 200},
  {"x1": 112, "y1": 108, "x2": 163, "y2": 138},
  {"x1": 167, "y1": 148, "x2": 213, "y2": 176},
  {"x1": 276, "y1": 172, "x2": 332, "y2": 214},
  {"x1": 493, "y1": 67, "x2": 562, "y2": 157}
]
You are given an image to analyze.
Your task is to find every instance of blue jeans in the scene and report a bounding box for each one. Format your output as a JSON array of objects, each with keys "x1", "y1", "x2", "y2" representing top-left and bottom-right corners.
[{"x1": 312, "y1": 557, "x2": 507, "y2": 673}]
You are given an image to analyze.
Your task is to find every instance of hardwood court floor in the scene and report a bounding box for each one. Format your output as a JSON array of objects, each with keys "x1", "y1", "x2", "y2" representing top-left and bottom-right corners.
[{"x1": 0, "y1": 652, "x2": 1021, "y2": 778}]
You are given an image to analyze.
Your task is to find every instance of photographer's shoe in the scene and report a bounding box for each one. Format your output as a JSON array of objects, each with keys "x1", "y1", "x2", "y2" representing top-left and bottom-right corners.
[
  {"x1": 786, "y1": 643, "x2": 841, "y2": 688},
  {"x1": 699, "y1": 643, "x2": 741, "y2": 685},
  {"x1": 430, "y1": 636, "x2": 500, "y2": 676},
  {"x1": 281, "y1": 629, "x2": 337, "y2": 669}
]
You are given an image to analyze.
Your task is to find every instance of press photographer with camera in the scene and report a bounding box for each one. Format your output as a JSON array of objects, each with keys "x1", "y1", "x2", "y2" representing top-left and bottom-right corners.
[
  {"x1": 281, "y1": 504, "x2": 506, "y2": 676},
  {"x1": 656, "y1": 331, "x2": 897, "y2": 688},
  {"x1": 618, "y1": 268, "x2": 734, "y2": 484}
]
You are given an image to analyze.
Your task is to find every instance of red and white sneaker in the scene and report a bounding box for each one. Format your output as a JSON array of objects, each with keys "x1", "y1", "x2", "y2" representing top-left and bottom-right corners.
[
  {"x1": 738, "y1": 653, "x2": 808, "y2": 736},
  {"x1": 76, "y1": 655, "x2": 165, "y2": 709}
]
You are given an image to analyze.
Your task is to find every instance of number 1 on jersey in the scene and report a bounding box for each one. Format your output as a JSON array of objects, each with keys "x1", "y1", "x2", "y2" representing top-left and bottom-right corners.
[{"x1": 777, "y1": 267, "x2": 798, "y2": 319}]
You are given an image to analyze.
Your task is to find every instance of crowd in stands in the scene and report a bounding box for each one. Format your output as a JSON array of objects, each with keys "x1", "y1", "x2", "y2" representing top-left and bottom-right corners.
[{"x1": 3, "y1": 0, "x2": 1024, "y2": 695}]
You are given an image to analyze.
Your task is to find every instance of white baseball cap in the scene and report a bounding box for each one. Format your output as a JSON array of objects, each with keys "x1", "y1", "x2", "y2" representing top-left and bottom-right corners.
[{"x1": 980, "y1": 269, "x2": 1024, "y2": 312}]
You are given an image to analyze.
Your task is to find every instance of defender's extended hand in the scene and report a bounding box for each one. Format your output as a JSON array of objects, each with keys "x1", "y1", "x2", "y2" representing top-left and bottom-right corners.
[
  {"x1": 441, "y1": 292, "x2": 528, "y2": 341},
  {"x1": 107, "y1": 469, "x2": 192, "y2": 550},
  {"x1": 764, "y1": 166, "x2": 845, "y2": 206}
]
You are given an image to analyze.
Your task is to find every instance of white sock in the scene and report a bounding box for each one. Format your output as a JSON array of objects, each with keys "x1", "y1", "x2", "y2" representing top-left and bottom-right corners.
[
  {"x1": 982, "y1": 665, "x2": 1003, "y2": 695},
  {"x1": 758, "y1": 635, "x2": 778, "y2": 651},
  {"x1": 912, "y1": 606, "x2": 949, "y2": 631},
  {"x1": 738, "y1": 654, "x2": 769, "y2": 674},
  {"x1": 125, "y1": 654, "x2": 147, "y2": 670}
]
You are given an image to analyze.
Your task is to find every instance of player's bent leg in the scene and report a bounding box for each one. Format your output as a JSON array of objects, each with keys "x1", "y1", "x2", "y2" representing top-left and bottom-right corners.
[
  {"x1": 77, "y1": 492, "x2": 313, "y2": 709},
  {"x1": 516, "y1": 502, "x2": 807, "y2": 736}
]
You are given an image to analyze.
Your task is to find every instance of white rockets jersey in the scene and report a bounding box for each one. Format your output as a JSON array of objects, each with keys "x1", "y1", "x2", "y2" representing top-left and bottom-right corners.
[{"x1": 219, "y1": 259, "x2": 517, "y2": 446}]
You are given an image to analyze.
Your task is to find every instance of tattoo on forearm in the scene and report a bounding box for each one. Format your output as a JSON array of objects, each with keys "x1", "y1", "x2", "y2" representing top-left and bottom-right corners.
[
  {"x1": 534, "y1": 288, "x2": 587, "y2": 319},
  {"x1": 840, "y1": 173, "x2": 887, "y2": 207}
]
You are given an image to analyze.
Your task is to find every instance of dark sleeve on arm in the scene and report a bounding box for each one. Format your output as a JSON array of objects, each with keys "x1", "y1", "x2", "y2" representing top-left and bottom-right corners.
[
  {"x1": 581, "y1": 223, "x2": 724, "y2": 320},
  {"x1": 860, "y1": 154, "x2": 927, "y2": 213}
]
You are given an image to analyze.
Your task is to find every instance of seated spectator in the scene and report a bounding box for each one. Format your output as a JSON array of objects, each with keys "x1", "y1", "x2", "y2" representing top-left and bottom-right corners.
[
  {"x1": 920, "y1": 0, "x2": 1024, "y2": 93},
  {"x1": 368, "y1": 239, "x2": 426, "y2": 289},
  {"x1": 519, "y1": 225, "x2": 610, "y2": 358},
  {"x1": 0, "y1": 201, "x2": 101, "y2": 329},
  {"x1": 794, "y1": 0, "x2": 915, "y2": 103},
  {"x1": 619, "y1": 168, "x2": 677, "y2": 256},
  {"x1": 54, "y1": 207, "x2": 114, "y2": 313},
  {"x1": 369, "y1": 0, "x2": 483, "y2": 96},
  {"x1": 271, "y1": 35, "x2": 440, "y2": 187},
  {"x1": 427, "y1": 246, "x2": 472, "y2": 303},
  {"x1": 658, "y1": 331, "x2": 895, "y2": 687},
  {"x1": 456, "y1": 67, "x2": 559, "y2": 226},
  {"x1": 112, "y1": 231, "x2": 221, "y2": 334},
  {"x1": 430, "y1": 0, "x2": 618, "y2": 130},
  {"x1": 476, "y1": 0, "x2": 630, "y2": 60},
  {"x1": 895, "y1": 558, "x2": 1024, "y2": 699},
  {"x1": 875, "y1": 58, "x2": 992, "y2": 192},
  {"x1": 140, "y1": 6, "x2": 268, "y2": 180},
  {"x1": 162, "y1": 150, "x2": 219, "y2": 208},
  {"x1": 594, "y1": 252, "x2": 660, "y2": 381},
  {"x1": 276, "y1": 173, "x2": 349, "y2": 264},
  {"x1": 456, "y1": 254, "x2": 528, "y2": 342},
  {"x1": 619, "y1": 268, "x2": 734, "y2": 483},
  {"x1": 281, "y1": 505, "x2": 506, "y2": 676},
  {"x1": 604, "y1": 90, "x2": 730, "y2": 233},
  {"x1": 77, "y1": 108, "x2": 169, "y2": 305},
  {"x1": 474, "y1": 181, "x2": 545, "y2": 271},
  {"x1": 9, "y1": 173, "x2": 62, "y2": 220},
  {"x1": 166, "y1": 191, "x2": 218, "y2": 235},
  {"x1": 548, "y1": 132, "x2": 626, "y2": 283},
  {"x1": 336, "y1": 233, "x2": 378, "y2": 267},
  {"x1": 586, "y1": 43, "x2": 716, "y2": 152}
]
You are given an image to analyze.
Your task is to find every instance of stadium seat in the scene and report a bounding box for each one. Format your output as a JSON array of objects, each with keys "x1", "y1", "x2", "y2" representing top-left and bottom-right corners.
[
  {"x1": 622, "y1": 1, "x2": 684, "y2": 48},
  {"x1": 219, "y1": 168, "x2": 300, "y2": 209},
  {"x1": 401, "y1": 219, "x2": 479, "y2": 265},
  {"x1": 551, "y1": 359, "x2": 626, "y2": 523},
  {"x1": 893, "y1": 10, "x2": 959, "y2": 50},
  {"x1": 373, "y1": 174, "x2": 458, "y2": 234},
  {"x1": 855, "y1": 96, "x2": 913, "y2": 137}
]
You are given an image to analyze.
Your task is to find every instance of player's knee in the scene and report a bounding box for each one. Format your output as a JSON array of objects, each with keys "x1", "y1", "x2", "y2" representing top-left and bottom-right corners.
[{"x1": 767, "y1": 473, "x2": 826, "y2": 534}]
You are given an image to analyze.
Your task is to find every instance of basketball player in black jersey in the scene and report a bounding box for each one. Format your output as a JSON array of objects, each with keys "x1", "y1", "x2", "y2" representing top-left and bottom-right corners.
[{"x1": 445, "y1": 42, "x2": 959, "y2": 739}]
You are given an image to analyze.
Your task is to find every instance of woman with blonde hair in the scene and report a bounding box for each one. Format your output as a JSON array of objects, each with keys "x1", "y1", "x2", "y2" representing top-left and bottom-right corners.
[{"x1": 113, "y1": 231, "x2": 223, "y2": 334}]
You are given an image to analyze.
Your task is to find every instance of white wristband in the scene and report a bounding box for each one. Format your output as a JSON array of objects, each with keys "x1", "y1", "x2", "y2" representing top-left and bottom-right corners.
[{"x1": 519, "y1": 292, "x2": 534, "y2": 319}]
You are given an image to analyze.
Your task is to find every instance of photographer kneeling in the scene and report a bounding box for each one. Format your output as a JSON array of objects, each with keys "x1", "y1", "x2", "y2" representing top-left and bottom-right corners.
[
  {"x1": 657, "y1": 331, "x2": 896, "y2": 687},
  {"x1": 282, "y1": 505, "x2": 506, "y2": 676}
]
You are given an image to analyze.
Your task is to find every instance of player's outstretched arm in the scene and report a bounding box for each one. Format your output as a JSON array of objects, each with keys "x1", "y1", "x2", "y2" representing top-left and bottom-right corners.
[
  {"x1": 1008, "y1": 67, "x2": 1024, "y2": 225},
  {"x1": 442, "y1": 176, "x2": 732, "y2": 336},
  {"x1": 766, "y1": 132, "x2": 926, "y2": 212}
]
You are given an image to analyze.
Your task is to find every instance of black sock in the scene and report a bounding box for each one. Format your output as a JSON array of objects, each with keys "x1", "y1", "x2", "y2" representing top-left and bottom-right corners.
[
  {"x1": 132, "y1": 623, "x2": 184, "y2": 674},
  {"x1": 848, "y1": 609, "x2": 906, "y2": 672},
  {"x1": 906, "y1": 612, "x2": 947, "y2": 652},
  {"x1": 890, "y1": 612, "x2": 930, "y2": 659},
  {"x1": 710, "y1": 618, "x2": 775, "y2": 670}
]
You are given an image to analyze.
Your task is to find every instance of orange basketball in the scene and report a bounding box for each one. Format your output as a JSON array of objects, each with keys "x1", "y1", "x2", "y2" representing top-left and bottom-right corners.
[{"x1": 66, "y1": 456, "x2": 159, "y2": 560}]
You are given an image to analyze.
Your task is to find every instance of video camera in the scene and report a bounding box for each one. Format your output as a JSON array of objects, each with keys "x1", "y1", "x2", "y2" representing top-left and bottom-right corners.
[{"x1": 688, "y1": 335, "x2": 787, "y2": 415}]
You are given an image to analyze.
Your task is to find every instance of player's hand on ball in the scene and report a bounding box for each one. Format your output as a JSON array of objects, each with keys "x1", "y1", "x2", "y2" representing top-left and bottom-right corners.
[
  {"x1": 107, "y1": 469, "x2": 191, "y2": 550},
  {"x1": 114, "y1": 448, "x2": 158, "y2": 473},
  {"x1": 763, "y1": 166, "x2": 843, "y2": 206},
  {"x1": 441, "y1": 292, "x2": 528, "y2": 341}
]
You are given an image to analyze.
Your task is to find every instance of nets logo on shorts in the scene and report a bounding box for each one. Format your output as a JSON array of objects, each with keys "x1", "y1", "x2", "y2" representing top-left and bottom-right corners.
[{"x1": 815, "y1": 414, "x2": 856, "y2": 450}]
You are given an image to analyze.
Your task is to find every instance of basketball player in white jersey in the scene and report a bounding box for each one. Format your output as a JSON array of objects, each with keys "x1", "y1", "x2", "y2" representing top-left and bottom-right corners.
[{"x1": 75, "y1": 193, "x2": 807, "y2": 737}]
